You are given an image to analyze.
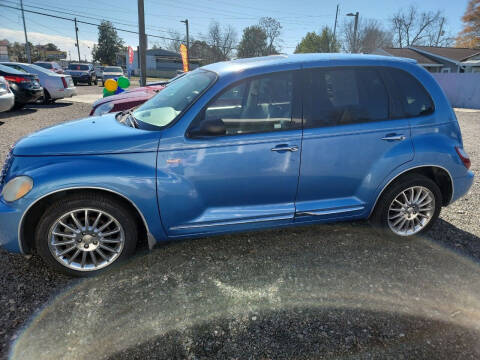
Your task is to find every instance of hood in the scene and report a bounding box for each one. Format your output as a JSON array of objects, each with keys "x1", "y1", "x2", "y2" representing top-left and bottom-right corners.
[
  {"x1": 13, "y1": 114, "x2": 161, "y2": 156},
  {"x1": 93, "y1": 85, "x2": 164, "y2": 107}
]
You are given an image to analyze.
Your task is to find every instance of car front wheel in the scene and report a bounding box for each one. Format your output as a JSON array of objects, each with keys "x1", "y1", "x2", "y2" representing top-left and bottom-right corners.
[
  {"x1": 370, "y1": 174, "x2": 442, "y2": 238},
  {"x1": 35, "y1": 193, "x2": 138, "y2": 277}
]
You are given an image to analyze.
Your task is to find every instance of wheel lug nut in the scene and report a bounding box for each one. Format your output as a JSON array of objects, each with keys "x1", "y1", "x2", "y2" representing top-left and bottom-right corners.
[
  {"x1": 84, "y1": 244, "x2": 89, "y2": 249},
  {"x1": 93, "y1": 240, "x2": 98, "y2": 245}
]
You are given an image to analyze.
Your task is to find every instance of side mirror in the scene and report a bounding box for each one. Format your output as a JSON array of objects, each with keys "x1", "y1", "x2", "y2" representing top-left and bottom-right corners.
[{"x1": 189, "y1": 118, "x2": 226, "y2": 138}]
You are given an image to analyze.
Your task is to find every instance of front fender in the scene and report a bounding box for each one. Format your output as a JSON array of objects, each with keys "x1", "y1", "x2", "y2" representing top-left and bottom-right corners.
[{"x1": 11, "y1": 152, "x2": 167, "y2": 248}]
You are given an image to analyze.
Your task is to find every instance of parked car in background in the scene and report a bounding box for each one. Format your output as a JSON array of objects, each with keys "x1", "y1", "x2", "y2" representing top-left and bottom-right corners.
[
  {"x1": 94, "y1": 65, "x2": 104, "y2": 82},
  {"x1": 100, "y1": 66, "x2": 124, "y2": 85},
  {"x1": 0, "y1": 54, "x2": 473, "y2": 276},
  {"x1": 65, "y1": 63, "x2": 97, "y2": 85},
  {"x1": 1, "y1": 62, "x2": 76, "y2": 104},
  {"x1": 90, "y1": 83, "x2": 165, "y2": 115},
  {"x1": 0, "y1": 76, "x2": 14, "y2": 112},
  {"x1": 0, "y1": 64, "x2": 43, "y2": 110},
  {"x1": 34, "y1": 61, "x2": 64, "y2": 74},
  {"x1": 90, "y1": 73, "x2": 185, "y2": 116}
]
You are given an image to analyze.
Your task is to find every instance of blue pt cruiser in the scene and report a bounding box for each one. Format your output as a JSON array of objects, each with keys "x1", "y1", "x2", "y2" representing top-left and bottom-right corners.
[{"x1": 0, "y1": 54, "x2": 474, "y2": 276}]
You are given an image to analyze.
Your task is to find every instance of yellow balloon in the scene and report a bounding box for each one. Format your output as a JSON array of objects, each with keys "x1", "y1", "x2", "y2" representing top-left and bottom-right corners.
[{"x1": 104, "y1": 78, "x2": 118, "y2": 92}]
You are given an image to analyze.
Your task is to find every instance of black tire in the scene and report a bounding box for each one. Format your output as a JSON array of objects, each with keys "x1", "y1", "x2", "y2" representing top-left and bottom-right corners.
[
  {"x1": 73, "y1": 80, "x2": 77, "y2": 86},
  {"x1": 34, "y1": 192, "x2": 138, "y2": 277},
  {"x1": 42, "y1": 90, "x2": 51, "y2": 105},
  {"x1": 94, "y1": 77, "x2": 98, "y2": 85},
  {"x1": 370, "y1": 174, "x2": 442, "y2": 238},
  {"x1": 88, "y1": 79, "x2": 92, "y2": 86},
  {"x1": 11, "y1": 103, "x2": 25, "y2": 110}
]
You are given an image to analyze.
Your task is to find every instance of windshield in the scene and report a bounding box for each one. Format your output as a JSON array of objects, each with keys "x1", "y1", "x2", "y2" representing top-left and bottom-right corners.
[
  {"x1": 24, "y1": 64, "x2": 59, "y2": 75},
  {"x1": 68, "y1": 64, "x2": 89, "y2": 70},
  {"x1": 133, "y1": 70, "x2": 216, "y2": 128},
  {"x1": 35, "y1": 62, "x2": 52, "y2": 69},
  {"x1": 0, "y1": 63, "x2": 27, "y2": 74},
  {"x1": 104, "y1": 66, "x2": 123, "y2": 72}
]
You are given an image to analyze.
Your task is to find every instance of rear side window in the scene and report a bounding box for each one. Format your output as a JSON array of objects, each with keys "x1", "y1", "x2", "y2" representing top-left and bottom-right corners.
[
  {"x1": 304, "y1": 68, "x2": 389, "y2": 128},
  {"x1": 381, "y1": 68, "x2": 434, "y2": 118}
]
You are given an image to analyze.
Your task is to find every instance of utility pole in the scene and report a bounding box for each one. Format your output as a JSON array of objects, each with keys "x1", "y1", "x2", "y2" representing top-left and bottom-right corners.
[
  {"x1": 137, "y1": 0, "x2": 147, "y2": 86},
  {"x1": 180, "y1": 19, "x2": 189, "y2": 51},
  {"x1": 180, "y1": 19, "x2": 189, "y2": 65},
  {"x1": 74, "y1": 18, "x2": 81, "y2": 61},
  {"x1": 435, "y1": 17, "x2": 445, "y2": 46},
  {"x1": 333, "y1": 4, "x2": 339, "y2": 40},
  {"x1": 20, "y1": 0, "x2": 31, "y2": 63},
  {"x1": 347, "y1": 11, "x2": 359, "y2": 53}
]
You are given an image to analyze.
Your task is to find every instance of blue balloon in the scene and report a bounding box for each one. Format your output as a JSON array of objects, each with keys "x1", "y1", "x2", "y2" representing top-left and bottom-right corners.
[{"x1": 115, "y1": 87, "x2": 125, "y2": 94}]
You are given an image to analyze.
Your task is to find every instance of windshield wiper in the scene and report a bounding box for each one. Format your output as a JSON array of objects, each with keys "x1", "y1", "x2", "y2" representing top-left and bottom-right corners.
[{"x1": 122, "y1": 110, "x2": 139, "y2": 128}]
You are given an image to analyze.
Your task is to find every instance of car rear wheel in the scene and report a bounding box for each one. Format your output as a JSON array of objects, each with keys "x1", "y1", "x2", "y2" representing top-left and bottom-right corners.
[
  {"x1": 370, "y1": 174, "x2": 442, "y2": 238},
  {"x1": 42, "y1": 90, "x2": 51, "y2": 104},
  {"x1": 35, "y1": 193, "x2": 138, "y2": 277}
]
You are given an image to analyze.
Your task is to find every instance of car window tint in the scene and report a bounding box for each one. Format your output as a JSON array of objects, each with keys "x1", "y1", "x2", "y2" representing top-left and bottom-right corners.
[
  {"x1": 305, "y1": 68, "x2": 388, "y2": 128},
  {"x1": 203, "y1": 72, "x2": 296, "y2": 135},
  {"x1": 382, "y1": 68, "x2": 434, "y2": 118}
]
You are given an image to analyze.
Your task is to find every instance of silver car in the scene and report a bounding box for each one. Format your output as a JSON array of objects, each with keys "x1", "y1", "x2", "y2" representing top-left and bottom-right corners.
[
  {"x1": 0, "y1": 76, "x2": 14, "y2": 112},
  {"x1": 101, "y1": 66, "x2": 124, "y2": 85}
]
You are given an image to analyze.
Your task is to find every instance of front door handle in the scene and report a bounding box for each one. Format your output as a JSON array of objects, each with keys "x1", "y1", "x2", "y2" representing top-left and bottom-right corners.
[
  {"x1": 381, "y1": 134, "x2": 406, "y2": 141},
  {"x1": 271, "y1": 145, "x2": 299, "y2": 152}
]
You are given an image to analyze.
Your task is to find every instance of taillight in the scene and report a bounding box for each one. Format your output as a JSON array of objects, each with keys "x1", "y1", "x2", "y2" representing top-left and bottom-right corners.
[
  {"x1": 61, "y1": 77, "x2": 67, "y2": 88},
  {"x1": 4, "y1": 75, "x2": 30, "y2": 84},
  {"x1": 455, "y1": 147, "x2": 471, "y2": 169}
]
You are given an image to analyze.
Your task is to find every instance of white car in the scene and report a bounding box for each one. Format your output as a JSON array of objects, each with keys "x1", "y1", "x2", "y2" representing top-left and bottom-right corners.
[
  {"x1": 0, "y1": 76, "x2": 14, "y2": 112},
  {"x1": 0, "y1": 62, "x2": 76, "y2": 104},
  {"x1": 101, "y1": 66, "x2": 124, "y2": 85}
]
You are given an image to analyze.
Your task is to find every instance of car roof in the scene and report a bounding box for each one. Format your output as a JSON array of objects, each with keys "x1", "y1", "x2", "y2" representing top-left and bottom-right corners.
[{"x1": 202, "y1": 53, "x2": 418, "y2": 77}]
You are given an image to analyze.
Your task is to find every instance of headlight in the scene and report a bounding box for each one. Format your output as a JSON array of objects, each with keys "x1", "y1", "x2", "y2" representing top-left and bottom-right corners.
[
  {"x1": 1, "y1": 176, "x2": 33, "y2": 202},
  {"x1": 93, "y1": 102, "x2": 115, "y2": 116}
]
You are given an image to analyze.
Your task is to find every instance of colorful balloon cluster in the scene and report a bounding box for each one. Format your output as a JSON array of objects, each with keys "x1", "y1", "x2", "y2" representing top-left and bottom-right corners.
[{"x1": 103, "y1": 76, "x2": 130, "y2": 97}]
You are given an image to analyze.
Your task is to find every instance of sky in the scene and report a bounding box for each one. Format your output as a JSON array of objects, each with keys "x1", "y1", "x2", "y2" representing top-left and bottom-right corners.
[{"x1": 0, "y1": 0, "x2": 469, "y2": 61}]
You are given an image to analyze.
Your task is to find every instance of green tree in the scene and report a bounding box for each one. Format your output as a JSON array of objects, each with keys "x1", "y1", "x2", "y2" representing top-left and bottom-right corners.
[
  {"x1": 237, "y1": 25, "x2": 268, "y2": 58},
  {"x1": 259, "y1": 17, "x2": 282, "y2": 54},
  {"x1": 294, "y1": 27, "x2": 340, "y2": 53},
  {"x1": 92, "y1": 21, "x2": 124, "y2": 65}
]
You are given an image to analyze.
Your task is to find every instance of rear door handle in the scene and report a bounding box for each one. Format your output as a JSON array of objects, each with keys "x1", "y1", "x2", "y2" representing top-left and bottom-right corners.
[
  {"x1": 271, "y1": 145, "x2": 299, "y2": 152},
  {"x1": 381, "y1": 134, "x2": 406, "y2": 141}
]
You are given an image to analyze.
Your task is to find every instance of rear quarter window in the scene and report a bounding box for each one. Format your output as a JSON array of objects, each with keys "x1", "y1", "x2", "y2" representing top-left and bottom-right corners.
[{"x1": 381, "y1": 68, "x2": 434, "y2": 118}]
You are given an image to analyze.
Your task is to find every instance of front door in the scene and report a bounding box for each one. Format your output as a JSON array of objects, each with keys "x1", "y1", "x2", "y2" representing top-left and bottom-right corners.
[
  {"x1": 295, "y1": 66, "x2": 415, "y2": 222},
  {"x1": 157, "y1": 70, "x2": 303, "y2": 236}
]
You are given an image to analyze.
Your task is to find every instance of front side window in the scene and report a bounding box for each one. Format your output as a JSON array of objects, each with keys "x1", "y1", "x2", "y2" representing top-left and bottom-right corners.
[
  {"x1": 199, "y1": 71, "x2": 296, "y2": 136},
  {"x1": 305, "y1": 68, "x2": 389, "y2": 128},
  {"x1": 133, "y1": 69, "x2": 216, "y2": 128}
]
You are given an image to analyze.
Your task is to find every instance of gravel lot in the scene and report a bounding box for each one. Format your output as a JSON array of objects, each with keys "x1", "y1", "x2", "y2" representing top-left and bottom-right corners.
[{"x1": 0, "y1": 92, "x2": 479, "y2": 359}]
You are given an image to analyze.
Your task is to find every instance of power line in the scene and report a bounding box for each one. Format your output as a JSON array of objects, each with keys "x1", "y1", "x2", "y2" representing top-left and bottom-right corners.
[{"x1": 0, "y1": 3, "x2": 180, "y2": 41}]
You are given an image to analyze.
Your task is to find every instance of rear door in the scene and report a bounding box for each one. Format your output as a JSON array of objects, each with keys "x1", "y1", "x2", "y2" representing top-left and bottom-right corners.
[{"x1": 295, "y1": 66, "x2": 414, "y2": 222}]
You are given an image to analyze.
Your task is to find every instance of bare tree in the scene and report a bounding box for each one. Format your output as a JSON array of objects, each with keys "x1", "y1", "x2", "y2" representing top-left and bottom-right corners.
[
  {"x1": 207, "y1": 21, "x2": 238, "y2": 61},
  {"x1": 162, "y1": 30, "x2": 186, "y2": 52},
  {"x1": 343, "y1": 18, "x2": 393, "y2": 53},
  {"x1": 259, "y1": 17, "x2": 282, "y2": 54},
  {"x1": 390, "y1": 5, "x2": 451, "y2": 47}
]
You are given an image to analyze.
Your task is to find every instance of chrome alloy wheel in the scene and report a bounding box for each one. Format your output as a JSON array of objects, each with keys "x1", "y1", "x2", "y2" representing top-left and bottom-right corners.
[
  {"x1": 387, "y1": 186, "x2": 435, "y2": 236},
  {"x1": 48, "y1": 208, "x2": 125, "y2": 271}
]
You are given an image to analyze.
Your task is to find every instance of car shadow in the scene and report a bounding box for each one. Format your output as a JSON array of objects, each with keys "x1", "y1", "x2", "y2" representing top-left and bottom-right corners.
[
  {"x1": 0, "y1": 108, "x2": 37, "y2": 118},
  {"x1": 30, "y1": 101, "x2": 73, "y2": 109},
  {"x1": 8, "y1": 221, "x2": 480, "y2": 359}
]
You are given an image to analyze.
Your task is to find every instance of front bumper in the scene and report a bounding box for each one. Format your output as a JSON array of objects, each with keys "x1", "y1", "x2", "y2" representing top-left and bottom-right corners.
[
  {"x1": 71, "y1": 75, "x2": 92, "y2": 83},
  {"x1": 0, "y1": 198, "x2": 25, "y2": 253}
]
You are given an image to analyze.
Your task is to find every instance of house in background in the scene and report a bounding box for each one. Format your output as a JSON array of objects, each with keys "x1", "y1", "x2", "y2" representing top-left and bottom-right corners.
[
  {"x1": 372, "y1": 46, "x2": 480, "y2": 73},
  {"x1": 0, "y1": 40, "x2": 9, "y2": 61},
  {"x1": 374, "y1": 47, "x2": 443, "y2": 73},
  {"x1": 128, "y1": 48, "x2": 201, "y2": 78}
]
